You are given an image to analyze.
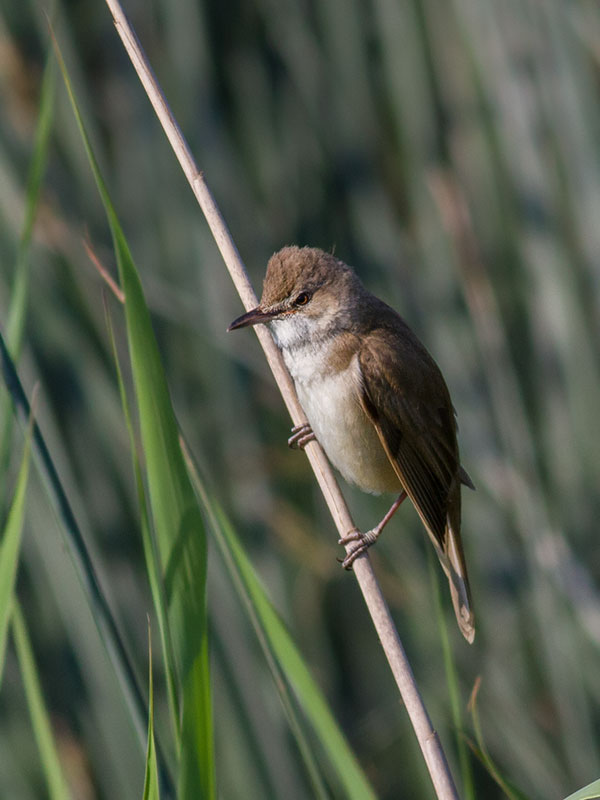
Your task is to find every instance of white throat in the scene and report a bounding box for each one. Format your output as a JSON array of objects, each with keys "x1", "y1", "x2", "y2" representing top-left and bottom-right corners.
[
  {"x1": 268, "y1": 314, "x2": 400, "y2": 495},
  {"x1": 269, "y1": 312, "x2": 332, "y2": 353}
]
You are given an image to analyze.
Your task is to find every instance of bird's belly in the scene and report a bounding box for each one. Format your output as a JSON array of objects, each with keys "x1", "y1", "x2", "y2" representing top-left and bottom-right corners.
[{"x1": 293, "y1": 363, "x2": 401, "y2": 495}]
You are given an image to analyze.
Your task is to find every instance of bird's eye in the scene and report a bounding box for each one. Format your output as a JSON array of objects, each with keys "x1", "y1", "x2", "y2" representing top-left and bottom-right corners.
[{"x1": 294, "y1": 291, "x2": 311, "y2": 306}]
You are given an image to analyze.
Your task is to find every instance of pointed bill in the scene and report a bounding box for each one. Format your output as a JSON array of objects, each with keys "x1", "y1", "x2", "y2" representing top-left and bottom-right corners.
[{"x1": 228, "y1": 305, "x2": 282, "y2": 331}]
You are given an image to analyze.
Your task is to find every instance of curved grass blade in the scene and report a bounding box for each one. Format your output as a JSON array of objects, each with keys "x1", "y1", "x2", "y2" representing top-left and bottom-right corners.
[
  {"x1": 184, "y1": 446, "x2": 376, "y2": 800},
  {"x1": 104, "y1": 299, "x2": 180, "y2": 753},
  {"x1": 5, "y1": 53, "x2": 55, "y2": 356},
  {"x1": 467, "y1": 678, "x2": 531, "y2": 800},
  {"x1": 52, "y1": 37, "x2": 214, "y2": 798},
  {"x1": 0, "y1": 392, "x2": 35, "y2": 685},
  {"x1": 0, "y1": 330, "x2": 150, "y2": 754},
  {"x1": 564, "y1": 779, "x2": 600, "y2": 800},
  {"x1": 0, "y1": 51, "x2": 55, "y2": 492},
  {"x1": 114, "y1": 230, "x2": 213, "y2": 797},
  {"x1": 143, "y1": 622, "x2": 160, "y2": 800},
  {"x1": 0, "y1": 47, "x2": 152, "y2": 778},
  {"x1": 12, "y1": 600, "x2": 72, "y2": 800}
]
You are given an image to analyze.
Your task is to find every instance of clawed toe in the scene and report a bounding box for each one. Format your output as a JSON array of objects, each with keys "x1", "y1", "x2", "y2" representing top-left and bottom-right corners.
[
  {"x1": 288, "y1": 423, "x2": 316, "y2": 449},
  {"x1": 338, "y1": 529, "x2": 363, "y2": 546},
  {"x1": 339, "y1": 528, "x2": 380, "y2": 569},
  {"x1": 341, "y1": 542, "x2": 370, "y2": 570}
]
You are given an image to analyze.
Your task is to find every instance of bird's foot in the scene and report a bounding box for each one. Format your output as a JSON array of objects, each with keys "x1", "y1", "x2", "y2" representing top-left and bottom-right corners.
[
  {"x1": 338, "y1": 528, "x2": 381, "y2": 570},
  {"x1": 338, "y1": 492, "x2": 407, "y2": 569},
  {"x1": 288, "y1": 423, "x2": 316, "y2": 450}
]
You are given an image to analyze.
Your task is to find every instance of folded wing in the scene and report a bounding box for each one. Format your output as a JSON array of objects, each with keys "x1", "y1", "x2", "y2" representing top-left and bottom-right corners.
[{"x1": 358, "y1": 324, "x2": 475, "y2": 643}]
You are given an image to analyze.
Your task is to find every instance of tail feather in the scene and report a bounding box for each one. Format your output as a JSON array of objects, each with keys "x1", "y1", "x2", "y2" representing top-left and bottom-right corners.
[{"x1": 435, "y1": 518, "x2": 475, "y2": 643}]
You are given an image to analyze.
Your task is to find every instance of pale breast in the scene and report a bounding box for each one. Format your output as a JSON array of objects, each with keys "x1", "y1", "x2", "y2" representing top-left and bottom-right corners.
[{"x1": 280, "y1": 341, "x2": 401, "y2": 495}]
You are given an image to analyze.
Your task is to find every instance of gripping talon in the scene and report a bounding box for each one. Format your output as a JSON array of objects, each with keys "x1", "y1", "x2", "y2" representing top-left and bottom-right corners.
[
  {"x1": 339, "y1": 492, "x2": 407, "y2": 568},
  {"x1": 341, "y1": 544, "x2": 369, "y2": 570},
  {"x1": 288, "y1": 423, "x2": 316, "y2": 450},
  {"x1": 338, "y1": 528, "x2": 362, "y2": 546},
  {"x1": 340, "y1": 528, "x2": 380, "y2": 569}
]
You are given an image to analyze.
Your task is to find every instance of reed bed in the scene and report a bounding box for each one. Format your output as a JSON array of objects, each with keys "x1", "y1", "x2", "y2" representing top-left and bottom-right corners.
[{"x1": 1, "y1": 1, "x2": 600, "y2": 798}]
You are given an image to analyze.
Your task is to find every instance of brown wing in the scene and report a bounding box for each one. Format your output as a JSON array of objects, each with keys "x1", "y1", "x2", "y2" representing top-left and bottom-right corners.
[{"x1": 358, "y1": 324, "x2": 475, "y2": 642}]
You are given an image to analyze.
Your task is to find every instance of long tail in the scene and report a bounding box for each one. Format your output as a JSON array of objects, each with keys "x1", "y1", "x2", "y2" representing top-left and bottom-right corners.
[{"x1": 436, "y1": 517, "x2": 475, "y2": 643}]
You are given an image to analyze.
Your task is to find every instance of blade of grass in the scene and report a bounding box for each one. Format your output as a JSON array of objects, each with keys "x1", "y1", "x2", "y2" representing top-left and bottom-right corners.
[
  {"x1": 467, "y1": 678, "x2": 531, "y2": 800},
  {"x1": 12, "y1": 600, "x2": 71, "y2": 800},
  {"x1": 51, "y1": 37, "x2": 215, "y2": 797},
  {"x1": 183, "y1": 443, "x2": 376, "y2": 800},
  {"x1": 103, "y1": 266, "x2": 328, "y2": 796},
  {"x1": 208, "y1": 617, "x2": 294, "y2": 798},
  {"x1": 102, "y1": 261, "x2": 327, "y2": 796},
  {"x1": 104, "y1": 297, "x2": 180, "y2": 755},
  {"x1": 0, "y1": 330, "x2": 152, "y2": 767},
  {"x1": 115, "y1": 236, "x2": 214, "y2": 797},
  {"x1": 5, "y1": 53, "x2": 55, "y2": 355},
  {"x1": 0, "y1": 51, "x2": 55, "y2": 492},
  {"x1": 563, "y1": 778, "x2": 600, "y2": 800},
  {"x1": 143, "y1": 621, "x2": 160, "y2": 800},
  {"x1": 0, "y1": 43, "x2": 156, "y2": 790},
  {"x1": 0, "y1": 388, "x2": 35, "y2": 684}
]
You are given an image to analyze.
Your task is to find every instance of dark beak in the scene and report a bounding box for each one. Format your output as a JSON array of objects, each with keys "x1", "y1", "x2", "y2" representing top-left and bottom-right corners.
[{"x1": 227, "y1": 305, "x2": 281, "y2": 332}]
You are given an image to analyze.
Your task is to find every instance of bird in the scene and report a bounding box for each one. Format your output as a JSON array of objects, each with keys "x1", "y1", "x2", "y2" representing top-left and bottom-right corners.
[{"x1": 228, "y1": 246, "x2": 475, "y2": 642}]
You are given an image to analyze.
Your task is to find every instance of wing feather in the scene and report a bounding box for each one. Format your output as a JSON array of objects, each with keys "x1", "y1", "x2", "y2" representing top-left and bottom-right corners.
[{"x1": 357, "y1": 323, "x2": 475, "y2": 642}]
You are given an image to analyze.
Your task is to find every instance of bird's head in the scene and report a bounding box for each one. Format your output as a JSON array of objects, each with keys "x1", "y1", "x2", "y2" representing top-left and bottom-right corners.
[{"x1": 228, "y1": 246, "x2": 359, "y2": 346}]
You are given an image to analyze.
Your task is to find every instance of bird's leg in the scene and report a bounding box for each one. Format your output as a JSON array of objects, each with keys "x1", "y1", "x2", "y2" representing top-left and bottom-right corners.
[
  {"x1": 339, "y1": 491, "x2": 408, "y2": 569},
  {"x1": 288, "y1": 422, "x2": 316, "y2": 450}
]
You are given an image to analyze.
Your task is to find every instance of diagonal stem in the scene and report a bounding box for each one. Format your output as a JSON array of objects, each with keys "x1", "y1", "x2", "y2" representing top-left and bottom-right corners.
[{"x1": 101, "y1": 2, "x2": 459, "y2": 797}]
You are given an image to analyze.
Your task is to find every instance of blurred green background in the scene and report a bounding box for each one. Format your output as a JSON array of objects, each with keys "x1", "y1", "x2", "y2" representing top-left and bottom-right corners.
[{"x1": 2, "y1": 0, "x2": 600, "y2": 798}]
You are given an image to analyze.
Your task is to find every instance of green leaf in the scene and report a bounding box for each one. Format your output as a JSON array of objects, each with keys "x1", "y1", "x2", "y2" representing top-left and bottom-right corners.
[
  {"x1": 0, "y1": 317, "x2": 151, "y2": 765},
  {"x1": 467, "y1": 679, "x2": 531, "y2": 800},
  {"x1": 563, "y1": 779, "x2": 600, "y2": 800},
  {"x1": 0, "y1": 50, "x2": 55, "y2": 493},
  {"x1": 105, "y1": 301, "x2": 180, "y2": 753},
  {"x1": 185, "y1": 450, "x2": 376, "y2": 800},
  {"x1": 6, "y1": 52, "x2": 55, "y2": 356},
  {"x1": 112, "y1": 176, "x2": 214, "y2": 800},
  {"x1": 143, "y1": 623, "x2": 160, "y2": 800},
  {"x1": 0, "y1": 396, "x2": 34, "y2": 685},
  {"x1": 53, "y1": 35, "x2": 214, "y2": 798},
  {"x1": 12, "y1": 601, "x2": 71, "y2": 800}
]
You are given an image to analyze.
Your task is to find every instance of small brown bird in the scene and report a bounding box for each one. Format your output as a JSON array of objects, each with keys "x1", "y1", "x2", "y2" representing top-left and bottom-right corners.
[{"x1": 229, "y1": 246, "x2": 475, "y2": 642}]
